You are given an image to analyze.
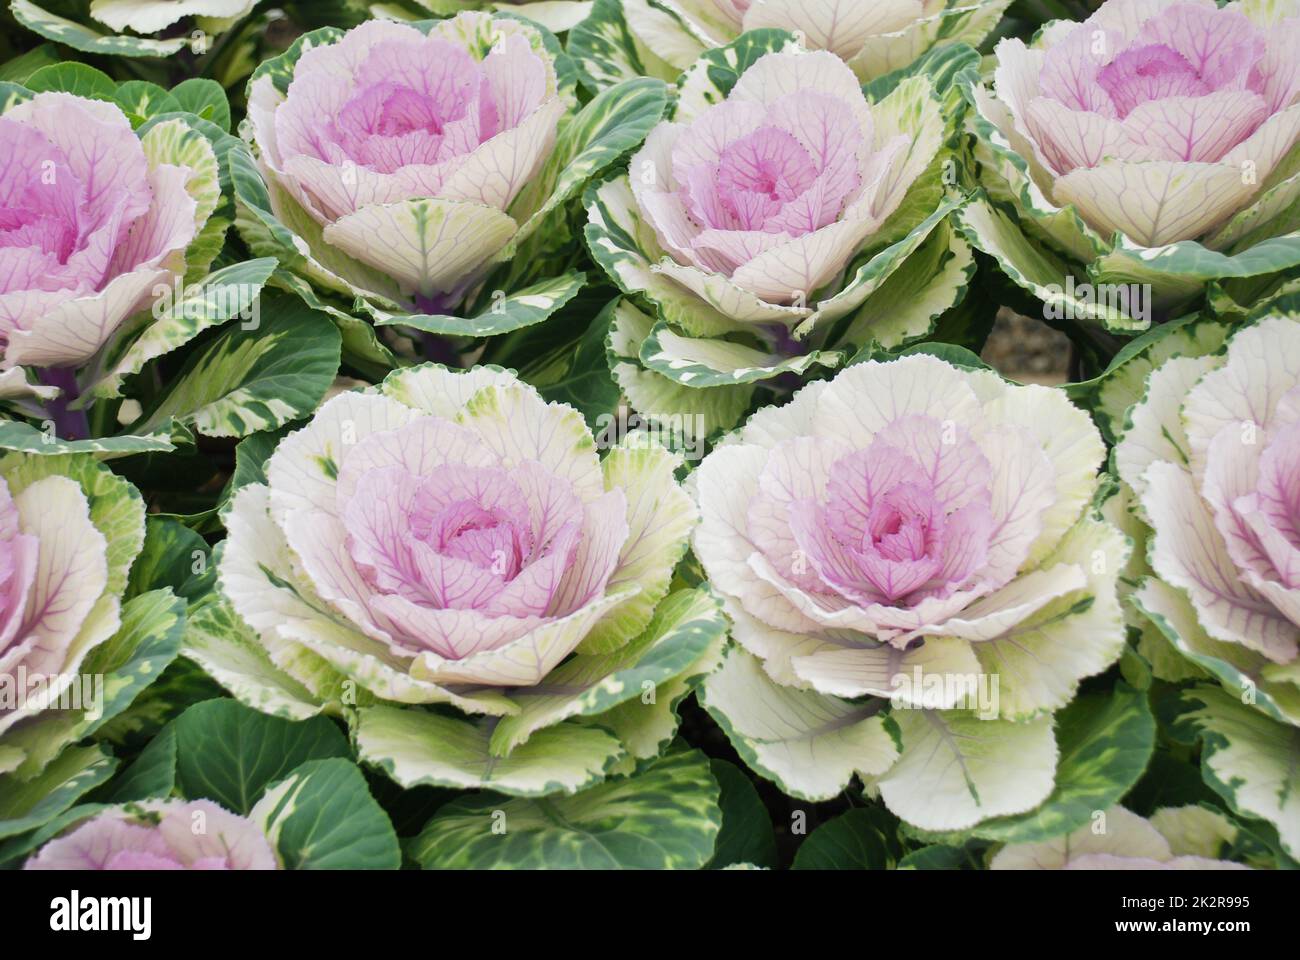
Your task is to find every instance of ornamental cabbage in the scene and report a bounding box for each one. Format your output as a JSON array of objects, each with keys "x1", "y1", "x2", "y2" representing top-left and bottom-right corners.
[
  {"x1": 586, "y1": 37, "x2": 971, "y2": 437},
  {"x1": 236, "y1": 12, "x2": 667, "y2": 354},
  {"x1": 570, "y1": 0, "x2": 1012, "y2": 86},
  {"x1": 1111, "y1": 311, "x2": 1300, "y2": 857},
  {"x1": 25, "y1": 799, "x2": 277, "y2": 870},
  {"x1": 961, "y1": 0, "x2": 1300, "y2": 327},
  {"x1": 0, "y1": 92, "x2": 210, "y2": 377},
  {"x1": 692, "y1": 353, "x2": 1128, "y2": 831},
  {"x1": 216, "y1": 363, "x2": 723, "y2": 797}
]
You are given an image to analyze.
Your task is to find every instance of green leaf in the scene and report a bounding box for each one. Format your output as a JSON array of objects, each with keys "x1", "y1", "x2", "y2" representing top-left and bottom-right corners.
[
  {"x1": 10, "y1": 0, "x2": 192, "y2": 57},
  {"x1": 791, "y1": 807, "x2": 905, "y2": 870},
  {"x1": 171, "y1": 78, "x2": 231, "y2": 132},
  {"x1": 488, "y1": 588, "x2": 727, "y2": 757},
  {"x1": 168, "y1": 699, "x2": 350, "y2": 815},
  {"x1": 371, "y1": 271, "x2": 585, "y2": 336},
  {"x1": 0, "y1": 420, "x2": 178, "y2": 456},
  {"x1": 135, "y1": 290, "x2": 342, "y2": 439},
  {"x1": 182, "y1": 594, "x2": 327, "y2": 721},
  {"x1": 567, "y1": 0, "x2": 681, "y2": 93},
  {"x1": 699, "y1": 647, "x2": 899, "y2": 802},
  {"x1": 106, "y1": 725, "x2": 178, "y2": 803},
  {"x1": 899, "y1": 843, "x2": 988, "y2": 869},
  {"x1": 126, "y1": 517, "x2": 214, "y2": 602},
  {"x1": 0, "y1": 746, "x2": 117, "y2": 841},
  {"x1": 707, "y1": 759, "x2": 777, "y2": 869},
  {"x1": 252, "y1": 758, "x2": 400, "y2": 870},
  {"x1": 0, "y1": 43, "x2": 60, "y2": 84},
  {"x1": 408, "y1": 749, "x2": 722, "y2": 869},
  {"x1": 1168, "y1": 685, "x2": 1300, "y2": 859},
  {"x1": 488, "y1": 290, "x2": 624, "y2": 427},
  {"x1": 505, "y1": 76, "x2": 669, "y2": 266},
  {"x1": 674, "y1": 29, "x2": 797, "y2": 121},
  {"x1": 23, "y1": 61, "x2": 116, "y2": 100},
  {"x1": 640, "y1": 320, "x2": 844, "y2": 387},
  {"x1": 964, "y1": 683, "x2": 1155, "y2": 843},
  {"x1": 112, "y1": 81, "x2": 181, "y2": 124},
  {"x1": 357, "y1": 704, "x2": 625, "y2": 798},
  {"x1": 86, "y1": 258, "x2": 279, "y2": 401}
]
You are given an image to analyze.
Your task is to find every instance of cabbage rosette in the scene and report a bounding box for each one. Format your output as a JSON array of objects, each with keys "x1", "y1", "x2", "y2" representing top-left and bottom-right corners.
[
  {"x1": 692, "y1": 353, "x2": 1134, "y2": 834},
  {"x1": 1110, "y1": 309, "x2": 1300, "y2": 857},
  {"x1": 0, "y1": 452, "x2": 190, "y2": 848},
  {"x1": 959, "y1": 0, "x2": 1300, "y2": 329},
  {"x1": 569, "y1": 0, "x2": 1012, "y2": 88},
  {"x1": 234, "y1": 12, "x2": 668, "y2": 368},
  {"x1": 214, "y1": 362, "x2": 729, "y2": 808},
  {"x1": 585, "y1": 34, "x2": 975, "y2": 438},
  {"x1": 25, "y1": 798, "x2": 278, "y2": 870},
  {"x1": 0, "y1": 71, "x2": 281, "y2": 455}
]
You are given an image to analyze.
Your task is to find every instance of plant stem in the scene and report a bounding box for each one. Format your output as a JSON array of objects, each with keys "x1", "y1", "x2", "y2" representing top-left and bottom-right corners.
[{"x1": 39, "y1": 368, "x2": 90, "y2": 441}]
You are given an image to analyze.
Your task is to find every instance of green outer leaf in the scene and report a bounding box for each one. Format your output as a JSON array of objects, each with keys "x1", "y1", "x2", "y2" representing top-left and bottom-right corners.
[
  {"x1": 372, "y1": 270, "x2": 585, "y2": 336},
  {"x1": 673, "y1": 29, "x2": 796, "y2": 121},
  {"x1": 706, "y1": 758, "x2": 777, "y2": 869},
  {"x1": 791, "y1": 806, "x2": 904, "y2": 870},
  {"x1": 87, "y1": 257, "x2": 279, "y2": 401},
  {"x1": 898, "y1": 842, "x2": 987, "y2": 869},
  {"x1": 10, "y1": 0, "x2": 192, "y2": 56},
  {"x1": 964, "y1": 683, "x2": 1155, "y2": 844},
  {"x1": 0, "y1": 746, "x2": 117, "y2": 841},
  {"x1": 253, "y1": 758, "x2": 400, "y2": 870},
  {"x1": 126, "y1": 516, "x2": 214, "y2": 602},
  {"x1": 503, "y1": 76, "x2": 669, "y2": 267},
  {"x1": 171, "y1": 78, "x2": 231, "y2": 132},
  {"x1": 357, "y1": 704, "x2": 625, "y2": 797},
  {"x1": 1168, "y1": 685, "x2": 1300, "y2": 858},
  {"x1": 181, "y1": 594, "x2": 327, "y2": 721},
  {"x1": 567, "y1": 0, "x2": 680, "y2": 93},
  {"x1": 407, "y1": 749, "x2": 722, "y2": 869},
  {"x1": 24, "y1": 61, "x2": 116, "y2": 99},
  {"x1": 113, "y1": 81, "x2": 181, "y2": 124},
  {"x1": 0, "y1": 421, "x2": 176, "y2": 456},
  {"x1": 106, "y1": 724, "x2": 178, "y2": 803},
  {"x1": 639, "y1": 320, "x2": 844, "y2": 386},
  {"x1": 136, "y1": 290, "x2": 342, "y2": 439},
  {"x1": 169, "y1": 699, "x2": 350, "y2": 815},
  {"x1": 488, "y1": 588, "x2": 726, "y2": 756}
]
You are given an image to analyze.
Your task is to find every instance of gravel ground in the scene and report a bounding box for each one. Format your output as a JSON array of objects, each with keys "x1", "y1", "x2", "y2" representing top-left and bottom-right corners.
[{"x1": 981, "y1": 307, "x2": 1072, "y2": 385}]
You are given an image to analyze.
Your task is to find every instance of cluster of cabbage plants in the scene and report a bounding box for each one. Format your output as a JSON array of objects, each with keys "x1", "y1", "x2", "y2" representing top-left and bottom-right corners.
[{"x1": 0, "y1": 0, "x2": 1295, "y2": 871}]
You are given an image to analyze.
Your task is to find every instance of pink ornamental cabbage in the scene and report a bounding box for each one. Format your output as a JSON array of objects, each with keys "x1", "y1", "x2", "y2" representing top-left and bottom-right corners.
[
  {"x1": 628, "y1": 48, "x2": 935, "y2": 321},
  {"x1": 1117, "y1": 315, "x2": 1300, "y2": 674},
  {"x1": 985, "y1": 0, "x2": 1300, "y2": 247},
  {"x1": 604, "y1": 0, "x2": 1011, "y2": 82},
  {"x1": 220, "y1": 364, "x2": 696, "y2": 707},
  {"x1": 25, "y1": 800, "x2": 278, "y2": 870},
  {"x1": 245, "y1": 13, "x2": 568, "y2": 314},
  {"x1": 0, "y1": 454, "x2": 143, "y2": 744},
  {"x1": 693, "y1": 355, "x2": 1128, "y2": 829},
  {"x1": 0, "y1": 92, "x2": 207, "y2": 370}
]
